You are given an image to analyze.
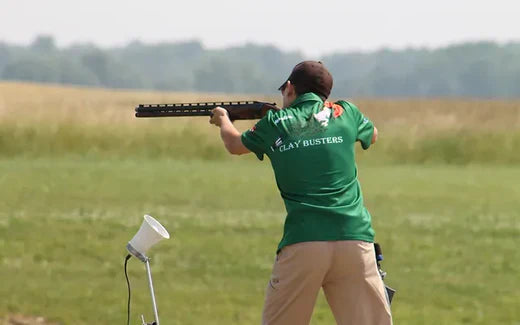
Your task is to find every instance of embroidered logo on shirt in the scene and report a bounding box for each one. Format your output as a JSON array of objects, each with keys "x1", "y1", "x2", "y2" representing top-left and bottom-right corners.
[
  {"x1": 274, "y1": 115, "x2": 294, "y2": 125},
  {"x1": 313, "y1": 101, "x2": 344, "y2": 127},
  {"x1": 269, "y1": 137, "x2": 283, "y2": 152},
  {"x1": 313, "y1": 108, "x2": 332, "y2": 127},
  {"x1": 324, "y1": 101, "x2": 344, "y2": 118}
]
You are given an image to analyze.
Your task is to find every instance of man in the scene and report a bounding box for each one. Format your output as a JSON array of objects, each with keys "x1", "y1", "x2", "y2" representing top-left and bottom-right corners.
[{"x1": 209, "y1": 61, "x2": 392, "y2": 325}]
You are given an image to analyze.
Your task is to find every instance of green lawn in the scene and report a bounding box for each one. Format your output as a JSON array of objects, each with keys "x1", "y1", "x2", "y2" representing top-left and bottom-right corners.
[{"x1": 0, "y1": 157, "x2": 518, "y2": 324}]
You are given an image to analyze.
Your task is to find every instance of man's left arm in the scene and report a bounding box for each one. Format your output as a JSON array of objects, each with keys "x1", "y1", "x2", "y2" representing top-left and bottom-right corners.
[
  {"x1": 372, "y1": 126, "x2": 378, "y2": 144},
  {"x1": 210, "y1": 107, "x2": 250, "y2": 155}
]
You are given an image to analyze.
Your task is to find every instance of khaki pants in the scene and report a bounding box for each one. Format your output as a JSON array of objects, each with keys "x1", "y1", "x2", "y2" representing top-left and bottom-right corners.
[{"x1": 262, "y1": 241, "x2": 393, "y2": 325}]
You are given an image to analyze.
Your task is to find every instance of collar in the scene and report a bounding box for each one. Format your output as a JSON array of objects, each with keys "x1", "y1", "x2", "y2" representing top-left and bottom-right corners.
[{"x1": 289, "y1": 92, "x2": 324, "y2": 107}]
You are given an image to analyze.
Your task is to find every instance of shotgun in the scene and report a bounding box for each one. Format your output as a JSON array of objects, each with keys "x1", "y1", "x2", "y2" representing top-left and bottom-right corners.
[{"x1": 135, "y1": 101, "x2": 279, "y2": 120}]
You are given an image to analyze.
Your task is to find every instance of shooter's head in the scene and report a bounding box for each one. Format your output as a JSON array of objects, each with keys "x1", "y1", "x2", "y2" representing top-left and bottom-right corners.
[{"x1": 278, "y1": 61, "x2": 333, "y2": 107}]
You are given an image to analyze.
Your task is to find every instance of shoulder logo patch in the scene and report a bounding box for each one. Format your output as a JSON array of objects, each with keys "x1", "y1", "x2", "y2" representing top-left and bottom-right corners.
[{"x1": 324, "y1": 101, "x2": 344, "y2": 118}]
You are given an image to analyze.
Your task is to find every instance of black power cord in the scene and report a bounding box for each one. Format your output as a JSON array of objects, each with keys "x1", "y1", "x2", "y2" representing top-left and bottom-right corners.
[{"x1": 124, "y1": 254, "x2": 132, "y2": 325}]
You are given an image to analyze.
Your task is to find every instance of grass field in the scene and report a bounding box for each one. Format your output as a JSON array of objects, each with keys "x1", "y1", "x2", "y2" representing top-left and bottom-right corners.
[{"x1": 0, "y1": 82, "x2": 519, "y2": 324}]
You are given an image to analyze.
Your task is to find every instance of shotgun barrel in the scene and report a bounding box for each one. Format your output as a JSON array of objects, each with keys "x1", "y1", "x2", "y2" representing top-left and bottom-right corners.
[{"x1": 135, "y1": 101, "x2": 279, "y2": 120}]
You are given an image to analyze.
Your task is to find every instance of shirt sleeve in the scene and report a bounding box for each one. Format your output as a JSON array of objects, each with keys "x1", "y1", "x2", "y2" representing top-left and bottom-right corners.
[
  {"x1": 241, "y1": 111, "x2": 280, "y2": 160},
  {"x1": 339, "y1": 101, "x2": 375, "y2": 150}
]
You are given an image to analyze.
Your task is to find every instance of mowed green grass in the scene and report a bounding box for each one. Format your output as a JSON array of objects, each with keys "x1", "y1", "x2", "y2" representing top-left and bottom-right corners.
[
  {"x1": 0, "y1": 157, "x2": 518, "y2": 325},
  {"x1": 1, "y1": 82, "x2": 519, "y2": 324}
]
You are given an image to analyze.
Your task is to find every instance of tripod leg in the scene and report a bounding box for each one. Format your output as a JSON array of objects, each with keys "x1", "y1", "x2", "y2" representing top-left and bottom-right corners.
[{"x1": 145, "y1": 259, "x2": 160, "y2": 325}]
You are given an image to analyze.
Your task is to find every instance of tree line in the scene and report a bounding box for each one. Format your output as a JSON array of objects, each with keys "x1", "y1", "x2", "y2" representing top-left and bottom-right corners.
[{"x1": 1, "y1": 35, "x2": 519, "y2": 98}]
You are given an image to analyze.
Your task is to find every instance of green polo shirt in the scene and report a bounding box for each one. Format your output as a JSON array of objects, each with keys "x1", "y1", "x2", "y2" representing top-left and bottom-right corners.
[{"x1": 241, "y1": 92, "x2": 376, "y2": 252}]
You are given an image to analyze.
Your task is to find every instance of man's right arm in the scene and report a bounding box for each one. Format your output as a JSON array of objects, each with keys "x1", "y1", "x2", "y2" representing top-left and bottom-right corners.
[{"x1": 210, "y1": 107, "x2": 251, "y2": 155}]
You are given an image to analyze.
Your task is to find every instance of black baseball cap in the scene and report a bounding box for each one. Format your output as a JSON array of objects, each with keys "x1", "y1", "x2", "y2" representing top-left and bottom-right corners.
[{"x1": 278, "y1": 61, "x2": 333, "y2": 100}]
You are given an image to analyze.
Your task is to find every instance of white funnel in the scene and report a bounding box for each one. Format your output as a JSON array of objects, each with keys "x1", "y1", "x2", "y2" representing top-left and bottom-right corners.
[{"x1": 127, "y1": 215, "x2": 170, "y2": 262}]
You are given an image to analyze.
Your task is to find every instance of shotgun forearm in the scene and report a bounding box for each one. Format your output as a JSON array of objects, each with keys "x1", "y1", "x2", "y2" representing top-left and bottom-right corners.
[{"x1": 135, "y1": 101, "x2": 279, "y2": 120}]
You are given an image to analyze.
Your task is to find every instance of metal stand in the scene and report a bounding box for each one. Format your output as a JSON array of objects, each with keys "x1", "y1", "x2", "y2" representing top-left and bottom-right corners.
[
  {"x1": 127, "y1": 243, "x2": 161, "y2": 325},
  {"x1": 145, "y1": 258, "x2": 160, "y2": 325}
]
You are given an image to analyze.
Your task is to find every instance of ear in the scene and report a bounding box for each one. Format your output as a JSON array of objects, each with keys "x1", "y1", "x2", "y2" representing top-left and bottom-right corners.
[{"x1": 286, "y1": 80, "x2": 296, "y2": 96}]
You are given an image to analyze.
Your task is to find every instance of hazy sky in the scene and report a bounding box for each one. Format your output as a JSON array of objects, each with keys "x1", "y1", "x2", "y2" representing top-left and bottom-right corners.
[{"x1": 2, "y1": 0, "x2": 519, "y2": 57}]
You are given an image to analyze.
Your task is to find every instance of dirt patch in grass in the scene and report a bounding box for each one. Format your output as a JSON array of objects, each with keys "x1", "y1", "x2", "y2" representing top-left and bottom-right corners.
[{"x1": 0, "y1": 315, "x2": 59, "y2": 325}]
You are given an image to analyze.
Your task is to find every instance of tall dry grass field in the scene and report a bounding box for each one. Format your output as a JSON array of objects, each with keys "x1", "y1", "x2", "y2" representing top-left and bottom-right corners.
[
  {"x1": 2, "y1": 81, "x2": 519, "y2": 130},
  {"x1": 1, "y1": 81, "x2": 519, "y2": 163}
]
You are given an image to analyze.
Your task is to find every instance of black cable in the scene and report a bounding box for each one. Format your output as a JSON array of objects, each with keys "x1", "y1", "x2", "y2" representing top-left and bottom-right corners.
[{"x1": 124, "y1": 254, "x2": 132, "y2": 325}]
